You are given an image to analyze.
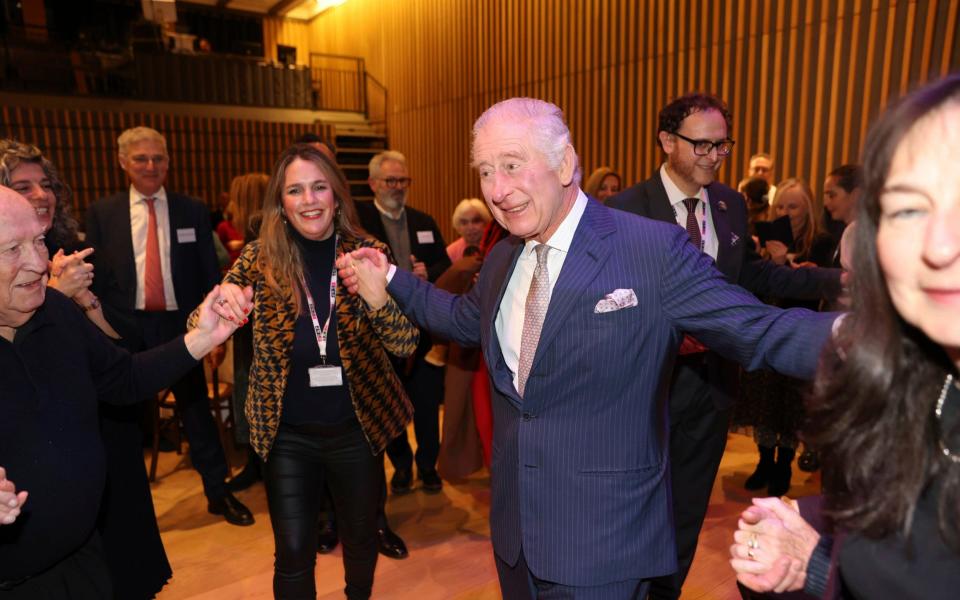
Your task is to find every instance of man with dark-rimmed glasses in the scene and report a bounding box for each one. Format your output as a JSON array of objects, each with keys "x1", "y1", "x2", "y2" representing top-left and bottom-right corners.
[{"x1": 608, "y1": 93, "x2": 841, "y2": 599}]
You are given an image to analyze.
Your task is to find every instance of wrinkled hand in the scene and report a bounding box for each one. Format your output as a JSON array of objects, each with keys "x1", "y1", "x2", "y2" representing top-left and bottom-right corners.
[
  {"x1": 48, "y1": 247, "x2": 95, "y2": 298},
  {"x1": 729, "y1": 496, "x2": 819, "y2": 594},
  {"x1": 336, "y1": 247, "x2": 389, "y2": 310},
  {"x1": 764, "y1": 240, "x2": 789, "y2": 265},
  {"x1": 185, "y1": 284, "x2": 253, "y2": 360},
  {"x1": 410, "y1": 254, "x2": 428, "y2": 280},
  {"x1": 0, "y1": 467, "x2": 28, "y2": 526}
]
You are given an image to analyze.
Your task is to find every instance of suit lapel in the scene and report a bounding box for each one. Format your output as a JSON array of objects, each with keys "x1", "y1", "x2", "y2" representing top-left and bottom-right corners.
[
  {"x1": 482, "y1": 238, "x2": 523, "y2": 407},
  {"x1": 647, "y1": 175, "x2": 678, "y2": 224},
  {"x1": 528, "y1": 201, "x2": 612, "y2": 383},
  {"x1": 708, "y1": 185, "x2": 739, "y2": 278},
  {"x1": 708, "y1": 186, "x2": 733, "y2": 270},
  {"x1": 110, "y1": 193, "x2": 137, "y2": 295}
]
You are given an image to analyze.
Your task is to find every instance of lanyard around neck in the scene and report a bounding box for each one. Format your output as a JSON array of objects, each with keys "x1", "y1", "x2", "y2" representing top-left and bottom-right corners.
[{"x1": 298, "y1": 235, "x2": 338, "y2": 365}]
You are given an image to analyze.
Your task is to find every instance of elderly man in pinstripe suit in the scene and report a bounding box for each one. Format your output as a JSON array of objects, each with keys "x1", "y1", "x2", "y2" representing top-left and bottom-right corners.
[{"x1": 337, "y1": 97, "x2": 836, "y2": 599}]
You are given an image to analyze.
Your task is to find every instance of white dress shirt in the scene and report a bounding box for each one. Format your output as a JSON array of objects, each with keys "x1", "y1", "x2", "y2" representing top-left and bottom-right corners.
[
  {"x1": 129, "y1": 186, "x2": 178, "y2": 310},
  {"x1": 495, "y1": 190, "x2": 588, "y2": 391},
  {"x1": 660, "y1": 164, "x2": 719, "y2": 261}
]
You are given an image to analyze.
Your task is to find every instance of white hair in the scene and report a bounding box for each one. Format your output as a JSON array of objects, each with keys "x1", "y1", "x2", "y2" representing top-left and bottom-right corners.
[
  {"x1": 117, "y1": 126, "x2": 167, "y2": 159},
  {"x1": 451, "y1": 197, "x2": 491, "y2": 229},
  {"x1": 368, "y1": 150, "x2": 407, "y2": 179},
  {"x1": 472, "y1": 97, "x2": 581, "y2": 184}
]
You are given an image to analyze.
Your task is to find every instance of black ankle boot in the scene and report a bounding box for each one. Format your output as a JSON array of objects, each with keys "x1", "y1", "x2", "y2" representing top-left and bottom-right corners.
[
  {"x1": 227, "y1": 447, "x2": 262, "y2": 492},
  {"x1": 767, "y1": 446, "x2": 795, "y2": 497},
  {"x1": 745, "y1": 445, "x2": 775, "y2": 490}
]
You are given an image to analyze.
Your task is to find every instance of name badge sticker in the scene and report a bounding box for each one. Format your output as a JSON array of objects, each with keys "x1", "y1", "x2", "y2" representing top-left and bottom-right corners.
[
  {"x1": 309, "y1": 365, "x2": 343, "y2": 388},
  {"x1": 176, "y1": 228, "x2": 197, "y2": 243},
  {"x1": 416, "y1": 230, "x2": 435, "y2": 244}
]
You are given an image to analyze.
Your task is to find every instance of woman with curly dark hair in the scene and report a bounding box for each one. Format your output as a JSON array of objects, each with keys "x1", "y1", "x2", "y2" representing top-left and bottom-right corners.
[{"x1": 730, "y1": 74, "x2": 960, "y2": 598}]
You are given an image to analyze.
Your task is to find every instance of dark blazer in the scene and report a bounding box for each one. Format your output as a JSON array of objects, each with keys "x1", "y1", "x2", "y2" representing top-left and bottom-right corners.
[
  {"x1": 386, "y1": 198, "x2": 836, "y2": 586},
  {"x1": 354, "y1": 200, "x2": 451, "y2": 282},
  {"x1": 86, "y1": 190, "x2": 220, "y2": 347},
  {"x1": 607, "y1": 174, "x2": 842, "y2": 409}
]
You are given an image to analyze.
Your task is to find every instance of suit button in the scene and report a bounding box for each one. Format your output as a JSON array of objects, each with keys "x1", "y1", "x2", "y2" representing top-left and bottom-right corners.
[{"x1": 522, "y1": 412, "x2": 533, "y2": 421}]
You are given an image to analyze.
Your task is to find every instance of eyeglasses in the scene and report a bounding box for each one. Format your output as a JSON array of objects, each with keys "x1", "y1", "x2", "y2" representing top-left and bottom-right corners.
[
  {"x1": 130, "y1": 154, "x2": 168, "y2": 166},
  {"x1": 671, "y1": 132, "x2": 735, "y2": 156},
  {"x1": 378, "y1": 177, "x2": 412, "y2": 189}
]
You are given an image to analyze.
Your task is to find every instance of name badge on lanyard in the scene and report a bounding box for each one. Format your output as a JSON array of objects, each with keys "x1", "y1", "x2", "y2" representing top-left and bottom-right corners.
[{"x1": 301, "y1": 237, "x2": 344, "y2": 388}]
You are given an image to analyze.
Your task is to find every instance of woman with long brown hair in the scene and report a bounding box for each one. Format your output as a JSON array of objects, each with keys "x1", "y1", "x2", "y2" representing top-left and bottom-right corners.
[
  {"x1": 196, "y1": 144, "x2": 417, "y2": 599},
  {"x1": 731, "y1": 73, "x2": 960, "y2": 599}
]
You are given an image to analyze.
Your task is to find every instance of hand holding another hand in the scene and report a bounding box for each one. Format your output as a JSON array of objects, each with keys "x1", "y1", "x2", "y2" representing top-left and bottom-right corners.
[
  {"x1": 0, "y1": 467, "x2": 28, "y2": 526},
  {"x1": 729, "y1": 496, "x2": 819, "y2": 594},
  {"x1": 336, "y1": 247, "x2": 389, "y2": 310},
  {"x1": 48, "y1": 247, "x2": 96, "y2": 298}
]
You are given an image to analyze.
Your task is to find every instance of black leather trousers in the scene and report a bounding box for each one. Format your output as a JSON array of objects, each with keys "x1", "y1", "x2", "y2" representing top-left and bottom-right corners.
[{"x1": 264, "y1": 420, "x2": 381, "y2": 600}]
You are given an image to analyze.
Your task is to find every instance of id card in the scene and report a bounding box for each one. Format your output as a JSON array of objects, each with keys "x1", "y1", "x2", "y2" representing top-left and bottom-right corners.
[{"x1": 308, "y1": 365, "x2": 343, "y2": 387}]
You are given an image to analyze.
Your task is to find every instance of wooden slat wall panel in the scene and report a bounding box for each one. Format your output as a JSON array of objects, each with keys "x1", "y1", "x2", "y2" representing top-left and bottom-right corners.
[
  {"x1": 288, "y1": 0, "x2": 960, "y2": 243},
  {"x1": 0, "y1": 107, "x2": 335, "y2": 222}
]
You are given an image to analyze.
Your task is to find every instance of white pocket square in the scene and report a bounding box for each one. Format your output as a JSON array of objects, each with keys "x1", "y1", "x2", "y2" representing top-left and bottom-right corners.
[{"x1": 594, "y1": 288, "x2": 638, "y2": 313}]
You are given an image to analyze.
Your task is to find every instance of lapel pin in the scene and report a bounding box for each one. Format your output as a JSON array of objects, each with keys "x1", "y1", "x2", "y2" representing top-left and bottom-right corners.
[
  {"x1": 730, "y1": 233, "x2": 740, "y2": 247},
  {"x1": 717, "y1": 200, "x2": 727, "y2": 212}
]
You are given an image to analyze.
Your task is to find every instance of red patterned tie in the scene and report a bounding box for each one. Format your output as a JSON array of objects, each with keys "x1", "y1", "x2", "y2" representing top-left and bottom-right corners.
[
  {"x1": 683, "y1": 197, "x2": 702, "y2": 249},
  {"x1": 144, "y1": 197, "x2": 166, "y2": 311}
]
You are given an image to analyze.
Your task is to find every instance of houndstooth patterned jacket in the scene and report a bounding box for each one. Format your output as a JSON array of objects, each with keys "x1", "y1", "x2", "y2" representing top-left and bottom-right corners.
[{"x1": 190, "y1": 234, "x2": 418, "y2": 459}]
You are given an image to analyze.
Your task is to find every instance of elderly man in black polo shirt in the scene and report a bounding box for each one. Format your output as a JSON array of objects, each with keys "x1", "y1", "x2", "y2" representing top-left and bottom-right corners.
[{"x1": 0, "y1": 188, "x2": 248, "y2": 599}]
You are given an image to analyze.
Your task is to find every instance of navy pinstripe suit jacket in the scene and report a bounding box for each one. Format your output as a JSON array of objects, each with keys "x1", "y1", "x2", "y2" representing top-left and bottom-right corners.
[{"x1": 387, "y1": 197, "x2": 835, "y2": 586}]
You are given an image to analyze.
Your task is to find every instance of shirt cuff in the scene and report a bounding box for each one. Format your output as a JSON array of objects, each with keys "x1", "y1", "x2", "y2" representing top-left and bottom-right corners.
[
  {"x1": 803, "y1": 534, "x2": 833, "y2": 598},
  {"x1": 387, "y1": 264, "x2": 397, "y2": 284}
]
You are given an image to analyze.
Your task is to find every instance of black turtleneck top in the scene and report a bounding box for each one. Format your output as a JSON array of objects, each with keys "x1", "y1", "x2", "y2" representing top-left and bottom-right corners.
[{"x1": 280, "y1": 230, "x2": 355, "y2": 426}]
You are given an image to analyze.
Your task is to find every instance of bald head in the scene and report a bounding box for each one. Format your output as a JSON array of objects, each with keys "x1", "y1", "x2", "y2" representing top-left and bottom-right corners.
[{"x1": 0, "y1": 185, "x2": 49, "y2": 332}]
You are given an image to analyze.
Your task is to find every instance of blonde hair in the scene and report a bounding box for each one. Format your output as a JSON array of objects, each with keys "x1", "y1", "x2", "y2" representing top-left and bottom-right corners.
[
  {"x1": 451, "y1": 198, "x2": 491, "y2": 230},
  {"x1": 769, "y1": 178, "x2": 823, "y2": 258},
  {"x1": 117, "y1": 127, "x2": 167, "y2": 159},
  {"x1": 259, "y1": 144, "x2": 363, "y2": 315},
  {"x1": 227, "y1": 173, "x2": 269, "y2": 239}
]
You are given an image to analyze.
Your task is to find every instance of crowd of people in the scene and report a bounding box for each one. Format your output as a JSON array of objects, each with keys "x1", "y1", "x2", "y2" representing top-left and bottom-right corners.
[{"x1": 1, "y1": 73, "x2": 958, "y2": 600}]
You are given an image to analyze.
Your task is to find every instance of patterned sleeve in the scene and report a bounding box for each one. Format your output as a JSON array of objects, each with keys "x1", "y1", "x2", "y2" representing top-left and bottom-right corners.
[
  {"x1": 361, "y1": 237, "x2": 419, "y2": 357},
  {"x1": 186, "y1": 241, "x2": 260, "y2": 330}
]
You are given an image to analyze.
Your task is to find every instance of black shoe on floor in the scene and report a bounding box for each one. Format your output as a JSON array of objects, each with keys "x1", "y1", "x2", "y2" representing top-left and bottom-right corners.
[
  {"x1": 419, "y1": 468, "x2": 443, "y2": 494},
  {"x1": 227, "y1": 459, "x2": 262, "y2": 493},
  {"x1": 390, "y1": 468, "x2": 413, "y2": 495},
  {"x1": 377, "y1": 527, "x2": 409, "y2": 559},
  {"x1": 745, "y1": 445, "x2": 775, "y2": 491},
  {"x1": 317, "y1": 520, "x2": 338, "y2": 554},
  {"x1": 767, "y1": 446, "x2": 795, "y2": 497},
  {"x1": 208, "y1": 491, "x2": 255, "y2": 526}
]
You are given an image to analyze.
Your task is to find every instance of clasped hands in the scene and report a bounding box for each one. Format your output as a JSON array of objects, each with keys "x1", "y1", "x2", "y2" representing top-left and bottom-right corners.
[
  {"x1": 335, "y1": 248, "x2": 391, "y2": 310},
  {"x1": 48, "y1": 247, "x2": 95, "y2": 298},
  {"x1": 729, "y1": 496, "x2": 821, "y2": 594}
]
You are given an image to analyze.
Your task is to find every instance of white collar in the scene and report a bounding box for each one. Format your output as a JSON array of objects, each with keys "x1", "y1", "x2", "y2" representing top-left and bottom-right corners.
[
  {"x1": 522, "y1": 189, "x2": 588, "y2": 257},
  {"x1": 129, "y1": 185, "x2": 167, "y2": 205},
  {"x1": 373, "y1": 198, "x2": 405, "y2": 221},
  {"x1": 660, "y1": 163, "x2": 705, "y2": 207}
]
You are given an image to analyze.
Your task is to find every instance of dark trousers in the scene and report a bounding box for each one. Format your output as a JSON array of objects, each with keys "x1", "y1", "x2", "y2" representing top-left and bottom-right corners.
[
  {"x1": 386, "y1": 356, "x2": 443, "y2": 473},
  {"x1": 265, "y1": 421, "x2": 382, "y2": 600},
  {"x1": 648, "y1": 360, "x2": 732, "y2": 600},
  {"x1": 137, "y1": 310, "x2": 229, "y2": 500},
  {"x1": 0, "y1": 532, "x2": 112, "y2": 600},
  {"x1": 495, "y1": 549, "x2": 650, "y2": 600}
]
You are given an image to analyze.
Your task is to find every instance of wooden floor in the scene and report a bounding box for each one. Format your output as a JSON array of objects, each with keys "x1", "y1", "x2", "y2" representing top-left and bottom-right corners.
[{"x1": 152, "y1": 430, "x2": 820, "y2": 599}]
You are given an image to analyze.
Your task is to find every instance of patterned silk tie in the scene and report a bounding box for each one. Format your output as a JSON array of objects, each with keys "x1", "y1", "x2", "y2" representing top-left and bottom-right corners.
[
  {"x1": 517, "y1": 244, "x2": 551, "y2": 397},
  {"x1": 683, "y1": 197, "x2": 702, "y2": 249},
  {"x1": 144, "y1": 197, "x2": 166, "y2": 311}
]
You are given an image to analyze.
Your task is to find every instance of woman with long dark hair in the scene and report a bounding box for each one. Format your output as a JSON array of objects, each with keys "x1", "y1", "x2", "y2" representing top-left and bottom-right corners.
[
  {"x1": 730, "y1": 74, "x2": 960, "y2": 598},
  {"x1": 195, "y1": 144, "x2": 417, "y2": 599}
]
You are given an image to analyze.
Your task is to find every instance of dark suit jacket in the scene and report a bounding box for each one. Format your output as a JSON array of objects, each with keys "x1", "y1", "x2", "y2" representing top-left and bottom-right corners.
[
  {"x1": 354, "y1": 200, "x2": 451, "y2": 282},
  {"x1": 607, "y1": 175, "x2": 842, "y2": 409},
  {"x1": 86, "y1": 190, "x2": 220, "y2": 349},
  {"x1": 387, "y1": 198, "x2": 836, "y2": 586}
]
